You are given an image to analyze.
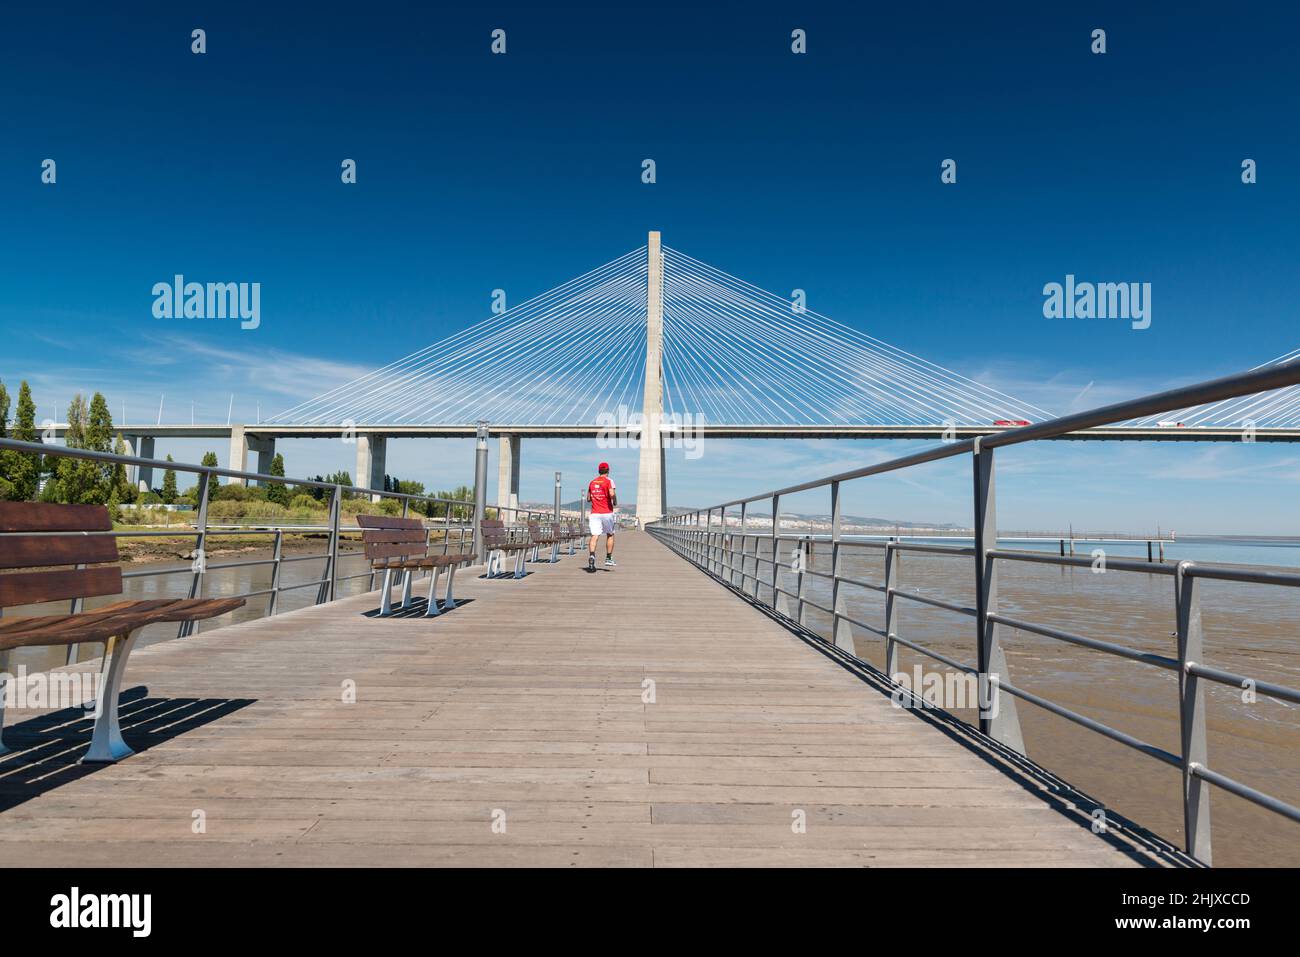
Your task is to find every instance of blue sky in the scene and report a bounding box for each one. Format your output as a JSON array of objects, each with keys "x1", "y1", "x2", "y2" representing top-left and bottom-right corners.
[{"x1": 2, "y1": 2, "x2": 1297, "y2": 532}]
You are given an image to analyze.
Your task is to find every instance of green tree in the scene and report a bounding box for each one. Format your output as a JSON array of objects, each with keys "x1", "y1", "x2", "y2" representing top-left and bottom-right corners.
[
  {"x1": 266, "y1": 452, "x2": 289, "y2": 506},
  {"x1": 161, "y1": 454, "x2": 178, "y2": 505},
  {"x1": 200, "y1": 451, "x2": 220, "y2": 500},
  {"x1": 45, "y1": 395, "x2": 99, "y2": 504},
  {"x1": 111, "y1": 434, "x2": 137, "y2": 504},
  {"x1": 10, "y1": 382, "x2": 41, "y2": 500},
  {"x1": 0, "y1": 379, "x2": 13, "y2": 499},
  {"x1": 86, "y1": 393, "x2": 116, "y2": 502}
]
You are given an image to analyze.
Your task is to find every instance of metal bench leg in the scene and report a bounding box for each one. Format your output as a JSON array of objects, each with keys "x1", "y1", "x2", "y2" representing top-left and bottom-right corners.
[
  {"x1": 514, "y1": 550, "x2": 526, "y2": 579},
  {"x1": 400, "y1": 569, "x2": 414, "y2": 609},
  {"x1": 423, "y1": 566, "x2": 443, "y2": 617},
  {"x1": 550, "y1": 542, "x2": 559, "y2": 563},
  {"x1": 82, "y1": 632, "x2": 139, "y2": 764},
  {"x1": 443, "y1": 565, "x2": 458, "y2": 609},
  {"x1": 378, "y1": 568, "x2": 395, "y2": 616}
]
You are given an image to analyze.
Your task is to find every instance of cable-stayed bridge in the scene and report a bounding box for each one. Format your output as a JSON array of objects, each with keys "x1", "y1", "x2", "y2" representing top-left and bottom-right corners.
[{"x1": 90, "y1": 232, "x2": 1299, "y2": 523}]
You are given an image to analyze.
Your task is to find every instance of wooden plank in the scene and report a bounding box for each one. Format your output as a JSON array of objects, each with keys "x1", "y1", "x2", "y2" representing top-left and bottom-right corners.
[
  {"x1": 0, "y1": 533, "x2": 119, "y2": 569},
  {"x1": 0, "y1": 565, "x2": 122, "y2": 608},
  {"x1": 0, "y1": 501, "x2": 111, "y2": 532}
]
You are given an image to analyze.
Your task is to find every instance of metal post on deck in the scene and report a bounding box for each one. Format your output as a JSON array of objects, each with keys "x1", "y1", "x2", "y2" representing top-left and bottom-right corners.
[
  {"x1": 884, "y1": 541, "x2": 900, "y2": 678},
  {"x1": 736, "y1": 502, "x2": 747, "y2": 590},
  {"x1": 830, "y1": 481, "x2": 854, "y2": 652},
  {"x1": 317, "y1": 484, "x2": 342, "y2": 604},
  {"x1": 770, "y1": 493, "x2": 783, "y2": 612},
  {"x1": 267, "y1": 529, "x2": 284, "y2": 616},
  {"x1": 971, "y1": 440, "x2": 1025, "y2": 753},
  {"x1": 473, "y1": 422, "x2": 489, "y2": 565},
  {"x1": 554, "y1": 472, "x2": 562, "y2": 519},
  {"x1": 1176, "y1": 563, "x2": 1212, "y2": 863},
  {"x1": 178, "y1": 470, "x2": 212, "y2": 638}
]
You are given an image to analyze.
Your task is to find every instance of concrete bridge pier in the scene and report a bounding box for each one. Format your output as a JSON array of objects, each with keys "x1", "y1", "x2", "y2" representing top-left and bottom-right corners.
[
  {"x1": 227, "y1": 426, "x2": 275, "y2": 486},
  {"x1": 497, "y1": 434, "x2": 520, "y2": 516},
  {"x1": 355, "y1": 433, "x2": 388, "y2": 502},
  {"x1": 125, "y1": 435, "x2": 156, "y2": 492}
]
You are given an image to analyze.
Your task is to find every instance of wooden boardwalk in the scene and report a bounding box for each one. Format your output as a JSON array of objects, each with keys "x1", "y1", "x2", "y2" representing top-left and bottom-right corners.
[{"x1": 0, "y1": 533, "x2": 1170, "y2": 867}]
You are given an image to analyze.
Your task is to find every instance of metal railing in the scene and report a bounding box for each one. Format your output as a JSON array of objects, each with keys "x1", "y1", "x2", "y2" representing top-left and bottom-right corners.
[
  {"x1": 0, "y1": 436, "x2": 491, "y2": 652},
  {"x1": 648, "y1": 360, "x2": 1300, "y2": 865}
]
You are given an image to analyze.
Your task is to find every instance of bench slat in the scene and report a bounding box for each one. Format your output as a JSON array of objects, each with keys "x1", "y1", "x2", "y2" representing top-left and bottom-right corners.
[
  {"x1": 355, "y1": 515, "x2": 425, "y2": 530},
  {"x1": 0, "y1": 533, "x2": 120, "y2": 570},
  {"x1": 359, "y1": 529, "x2": 426, "y2": 544},
  {"x1": 364, "y1": 543, "x2": 423, "y2": 560},
  {"x1": 0, "y1": 566, "x2": 124, "y2": 608},
  {"x1": 0, "y1": 502, "x2": 113, "y2": 532}
]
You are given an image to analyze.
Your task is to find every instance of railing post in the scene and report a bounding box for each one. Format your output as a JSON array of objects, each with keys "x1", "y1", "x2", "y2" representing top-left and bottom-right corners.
[
  {"x1": 883, "y1": 542, "x2": 900, "y2": 677},
  {"x1": 794, "y1": 533, "x2": 807, "y2": 625},
  {"x1": 64, "y1": 562, "x2": 87, "y2": 664},
  {"x1": 473, "y1": 422, "x2": 489, "y2": 564},
  {"x1": 770, "y1": 493, "x2": 783, "y2": 613},
  {"x1": 972, "y1": 440, "x2": 1024, "y2": 752},
  {"x1": 736, "y1": 502, "x2": 747, "y2": 590},
  {"x1": 316, "y1": 484, "x2": 342, "y2": 604},
  {"x1": 830, "y1": 481, "x2": 855, "y2": 653},
  {"x1": 267, "y1": 528, "x2": 284, "y2": 616},
  {"x1": 1176, "y1": 563, "x2": 1212, "y2": 863},
  {"x1": 178, "y1": 470, "x2": 212, "y2": 638}
]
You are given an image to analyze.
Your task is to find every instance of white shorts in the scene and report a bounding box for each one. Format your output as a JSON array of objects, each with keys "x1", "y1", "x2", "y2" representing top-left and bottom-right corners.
[{"x1": 588, "y1": 513, "x2": 616, "y2": 536}]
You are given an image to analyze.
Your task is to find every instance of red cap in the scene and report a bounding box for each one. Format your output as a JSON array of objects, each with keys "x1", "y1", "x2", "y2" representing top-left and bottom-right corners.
[{"x1": 598, "y1": 462, "x2": 609, "y2": 471}]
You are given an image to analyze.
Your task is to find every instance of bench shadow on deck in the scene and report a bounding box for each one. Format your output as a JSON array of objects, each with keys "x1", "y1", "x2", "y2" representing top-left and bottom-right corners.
[
  {"x1": 0, "y1": 533, "x2": 1194, "y2": 867},
  {"x1": 0, "y1": 690, "x2": 255, "y2": 810}
]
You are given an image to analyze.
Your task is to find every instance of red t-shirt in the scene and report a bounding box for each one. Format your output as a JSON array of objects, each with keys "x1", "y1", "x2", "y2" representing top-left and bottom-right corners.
[{"x1": 588, "y1": 476, "x2": 615, "y2": 514}]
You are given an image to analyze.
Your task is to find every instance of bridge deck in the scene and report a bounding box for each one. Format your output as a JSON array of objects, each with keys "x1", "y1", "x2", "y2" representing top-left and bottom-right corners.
[{"x1": 0, "y1": 534, "x2": 1166, "y2": 866}]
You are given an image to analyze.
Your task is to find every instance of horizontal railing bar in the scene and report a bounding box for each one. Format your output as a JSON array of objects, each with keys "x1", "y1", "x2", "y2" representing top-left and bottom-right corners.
[
  {"x1": 889, "y1": 588, "x2": 977, "y2": 618},
  {"x1": 890, "y1": 542, "x2": 976, "y2": 557},
  {"x1": 1191, "y1": 764, "x2": 1300, "y2": 824},
  {"x1": 1185, "y1": 564, "x2": 1300, "y2": 588},
  {"x1": 841, "y1": 613, "x2": 886, "y2": 638},
  {"x1": 988, "y1": 548, "x2": 1178, "y2": 575},
  {"x1": 120, "y1": 567, "x2": 191, "y2": 580},
  {"x1": 276, "y1": 578, "x2": 333, "y2": 593},
  {"x1": 202, "y1": 558, "x2": 279, "y2": 572},
  {"x1": 1185, "y1": 662, "x2": 1300, "y2": 705},
  {"x1": 887, "y1": 632, "x2": 978, "y2": 674},
  {"x1": 835, "y1": 575, "x2": 887, "y2": 593},
  {"x1": 989, "y1": 612, "x2": 1180, "y2": 671},
  {"x1": 996, "y1": 678, "x2": 1183, "y2": 769}
]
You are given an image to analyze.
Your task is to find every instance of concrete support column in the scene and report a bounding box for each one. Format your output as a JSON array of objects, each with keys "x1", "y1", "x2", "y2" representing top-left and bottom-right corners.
[
  {"x1": 356, "y1": 433, "x2": 388, "y2": 502},
  {"x1": 497, "y1": 434, "x2": 520, "y2": 516},
  {"x1": 130, "y1": 436, "x2": 155, "y2": 492},
  {"x1": 228, "y1": 426, "x2": 275, "y2": 486},
  {"x1": 636, "y1": 230, "x2": 667, "y2": 525}
]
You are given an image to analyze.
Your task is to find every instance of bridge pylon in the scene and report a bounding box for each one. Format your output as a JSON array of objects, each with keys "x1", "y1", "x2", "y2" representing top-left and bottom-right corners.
[{"x1": 636, "y1": 231, "x2": 667, "y2": 526}]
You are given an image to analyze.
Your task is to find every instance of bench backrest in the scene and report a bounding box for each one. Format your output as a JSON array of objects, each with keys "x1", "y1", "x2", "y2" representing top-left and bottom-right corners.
[
  {"x1": 481, "y1": 519, "x2": 529, "y2": 548},
  {"x1": 0, "y1": 502, "x2": 123, "y2": 608},
  {"x1": 355, "y1": 514, "x2": 428, "y2": 563},
  {"x1": 527, "y1": 522, "x2": 555, "y2": 543}
]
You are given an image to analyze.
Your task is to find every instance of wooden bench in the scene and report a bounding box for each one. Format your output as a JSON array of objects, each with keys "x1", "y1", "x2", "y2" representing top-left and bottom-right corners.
[
  {"x1": 0, "y1": 502, "x2": 245, "y2": 763},
  {"x1": 527, "y1": 521, "x2": 561, "y2": 563},
  {"x1": 480, "y1": 519, "x2": 532, "y2": 578},
  {"x1": 356, "y1": 514, "x2": 473, "y2": 617}
]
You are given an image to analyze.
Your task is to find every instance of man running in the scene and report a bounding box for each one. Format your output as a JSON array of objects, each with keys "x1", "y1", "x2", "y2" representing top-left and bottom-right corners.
[{"x1": 586, "y1": 462, "x2": 617, "y2": 570}]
